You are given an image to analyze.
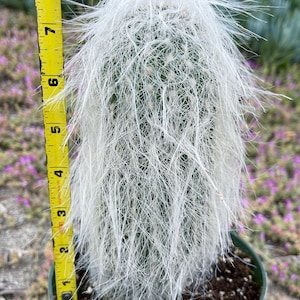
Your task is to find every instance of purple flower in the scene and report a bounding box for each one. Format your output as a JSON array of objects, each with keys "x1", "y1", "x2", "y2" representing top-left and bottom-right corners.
[
  {"x1": 16, "y1": 63, "x2": 26, "y2": 73},
  {"x1": 25, "y1": 75, "x2": 34, "y2": 92},
  {"x1": 20, "y1": 156, "x2": 30, "y2": 165},
  {"x1": 247, "y1": 59, "x2": 259, "y2": 69},
  {"x1": 294, "y1": 169, "x2": 300, "y2": 178},
  {"x1": 272, "y1": 264, "x2": 279, "y2": 275},
  {"x1": 25, "y1": 75, "x2": 31, "y2": 85},
  {"x1": 238, "y1": 223, "x2": 245, "y2": 233},
  {"x1": 246, "y1": 130, "x2": 257, "y2": 141},
  {"x1": 269, "y1": 140, "x2": 276, "y2": 149},
  {"x1": 279, "y1": 272, "x2": 285, "y2": 282},
  {"x1": 285, "y1": 199, "x2": 292, "y2": 209},
  {"x1": 260, "y1": 232, "x2": 265, "y2": 241},
  {"x1": 246, "y1": 165, "x2": 253, "y2": 172},
  {"x1": 294, "y1": 156, "x2": 300, "y2": 165},
  {"x1": 23, "y1": 198, "x2": 30, "y2": 208},
  {"x1": 27, "y1": 165, "x2": 38, "y2": 176},
  {"x1": 242, "y1": 197, "x2": 248, "y2": 208},
  {"x1": 275, "y1": 79, "x2": 281, "y2": 87},
  {"x1": 283, "y1": 212, "x2": 293, "y2": 223},
  {"x1": 249, "y1": 174, "x2": 255, "y2": 184},
  {"x1": 291, "y1": 274, "x2": 298, "y2": 281},
  {"x1": 282, "y1": 153, "x2": 291, "y2": 160},
  {"x1": 257, "y1": 196, "x2": 268, "y2": 204},
  {"x1": 16, "y1": 195, "x2": 22, "y2": 203},
  {"x1": 4, "y1": 165, "x2": 13, "y2": 173},
  {"x1": 258, "y1": 143, "x2": 266, "y2": 152},
  {"x1": 263, "y1": 179, "x2": 278, "y2": 195},
  {"x1": 10, "y1": 87, "x2": 23, "y2": 95},
  {"x1": 274, "y1": 130, "x2": 285, "y2": 139},
  {"x1": 288, "y1": 82, "x2": 295, "y2": 90},
  {"x1": 268, "y1": 169, "x2": 275, "y2": 176},
  {"x1": 286, "y1": 183, "x2": 292, "y2": 191},
  {"x1": 38, "y1": 128, "x2": 44, "y2": 136},
  {"x1": 253, "y1": 213, "x2": 267, "y2": 225},
  {"x1": 280, "y1": 167, "x2": 287, "y2": 176},
  {"x1": 0, "y1": 55, "x2": 9, "y2": 65}
]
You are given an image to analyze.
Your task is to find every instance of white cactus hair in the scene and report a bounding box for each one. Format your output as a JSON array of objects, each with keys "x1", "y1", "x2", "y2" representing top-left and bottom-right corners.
[{"x1": 61, "y1": 0, "x2": 265, "y2": 299}]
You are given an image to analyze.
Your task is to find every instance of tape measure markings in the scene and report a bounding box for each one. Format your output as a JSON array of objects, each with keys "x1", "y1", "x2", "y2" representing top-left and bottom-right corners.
[{"x1": 36, "y1": 0, "x2": 77, "y2": 299}]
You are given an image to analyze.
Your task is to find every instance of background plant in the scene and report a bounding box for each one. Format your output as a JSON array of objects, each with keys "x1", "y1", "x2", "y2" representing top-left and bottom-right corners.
[
  {"x1": 0, "y1": 0, "x2": 35, "y2": 13},
  {"x1": 237, "y1": 0, "x2": 300, "y2": 74},
  {"x1": 0, "y1": 9, "x2": 48, "y2": 215},
  {"x1": 0, "y1": 8, "x2": 51, "y2": 299},
  {"x1": 0, "y1": 0, "x2": 99, "y2": 15},
  {"x1": 241, "y1": 70, "x2": 300, "y2": 297}
]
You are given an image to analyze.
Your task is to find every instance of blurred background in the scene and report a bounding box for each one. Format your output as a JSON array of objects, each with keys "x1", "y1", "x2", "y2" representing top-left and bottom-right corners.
[{"x1": 0, "y1": 0, "x2": 299, "y2": 299}]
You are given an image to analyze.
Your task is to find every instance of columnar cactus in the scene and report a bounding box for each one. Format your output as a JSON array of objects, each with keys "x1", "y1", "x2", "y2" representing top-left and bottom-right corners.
[{"x1": 61, "y1": 0, "x2": 265, "y2": 299}]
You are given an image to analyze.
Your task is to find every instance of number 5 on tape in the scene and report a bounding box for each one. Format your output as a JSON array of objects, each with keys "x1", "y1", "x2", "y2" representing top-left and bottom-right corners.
[{"x1": 35, "y1": 0, "x2": 77, "y2": 299}]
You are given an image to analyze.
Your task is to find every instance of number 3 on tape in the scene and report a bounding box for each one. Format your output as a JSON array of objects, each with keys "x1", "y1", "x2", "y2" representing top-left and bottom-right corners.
[{"x1": 35, "y1": 0, "x2": 77, "y2": 299}]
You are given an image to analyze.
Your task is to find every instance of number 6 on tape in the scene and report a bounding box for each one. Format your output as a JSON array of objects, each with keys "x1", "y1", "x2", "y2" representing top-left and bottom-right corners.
[{"x1": 35, "y1": 0, "x2": 77, "y2": 299}]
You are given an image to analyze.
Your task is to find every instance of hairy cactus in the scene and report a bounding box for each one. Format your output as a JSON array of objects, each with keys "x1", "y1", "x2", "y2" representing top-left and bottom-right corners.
[{"x1": 60, "y1": 0, "x2": 266, "y2": 299}]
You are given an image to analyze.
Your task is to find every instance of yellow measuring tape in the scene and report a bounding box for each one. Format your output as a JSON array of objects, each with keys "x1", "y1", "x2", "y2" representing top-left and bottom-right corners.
[{"x1": 36, "y1": 0, "x2": 77, "y2": 299}]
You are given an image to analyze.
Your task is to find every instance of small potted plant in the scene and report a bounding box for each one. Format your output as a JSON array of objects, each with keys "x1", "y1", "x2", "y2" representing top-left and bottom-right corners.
[{"x1": 50, "y1": 0, "x2": 270, "y2": 298}]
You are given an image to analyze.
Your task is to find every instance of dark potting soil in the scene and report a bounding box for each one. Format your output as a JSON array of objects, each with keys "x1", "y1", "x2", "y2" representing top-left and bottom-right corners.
[{"x1": 75, "y1": 248, "x2": 261, "y2": 300}]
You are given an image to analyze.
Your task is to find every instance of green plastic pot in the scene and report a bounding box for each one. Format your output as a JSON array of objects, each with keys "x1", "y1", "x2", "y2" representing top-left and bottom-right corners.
[
  {"x1": 48, "y1": 231, "x2": 267, "y2": 299},
  {"x1": 230, "y1": 231, "x2": 267, "y2": 299}
]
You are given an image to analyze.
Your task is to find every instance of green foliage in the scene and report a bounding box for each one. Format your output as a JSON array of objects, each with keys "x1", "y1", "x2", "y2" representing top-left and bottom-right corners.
[
  {"x1": 238, "y1": 0, "x2": 300, "y2": 74},
  {"x1": 0, "y1": 0, "x2": 35, "y2": 13},
  {"x1": 62, "y1": 0, "x2": 99, "y2": 19},
  {"x1": 0, "y1": 0, "x2": 99, "y2": 15}
]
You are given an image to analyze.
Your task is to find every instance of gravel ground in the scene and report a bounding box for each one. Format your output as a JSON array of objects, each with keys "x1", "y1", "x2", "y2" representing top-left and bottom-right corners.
[{"x1": 0, "y1": 189, "x2": 51, "y2": 300}]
